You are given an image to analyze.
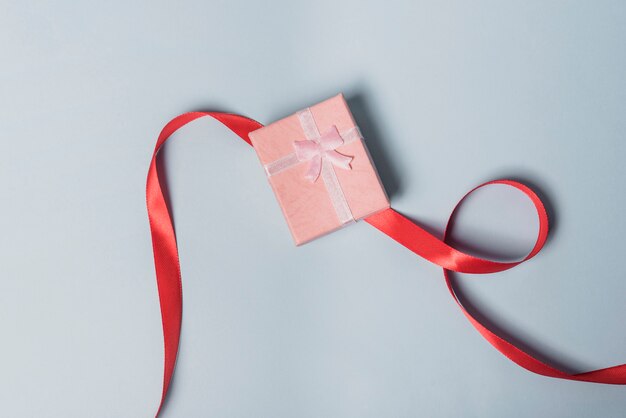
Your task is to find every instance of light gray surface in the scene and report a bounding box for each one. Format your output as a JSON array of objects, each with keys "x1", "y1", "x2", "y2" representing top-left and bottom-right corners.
[{"x1": 1, "y1": 1, "x2": 626, "y2": 417}]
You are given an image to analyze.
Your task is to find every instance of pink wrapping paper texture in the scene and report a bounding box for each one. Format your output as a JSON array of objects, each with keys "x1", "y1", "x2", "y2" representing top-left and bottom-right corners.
[{"x1": 249, "y1": 94, "x2": 389, "y2": 245}]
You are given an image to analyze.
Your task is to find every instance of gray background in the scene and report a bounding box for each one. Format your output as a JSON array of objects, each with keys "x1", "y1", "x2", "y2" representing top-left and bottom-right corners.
[{"x1": 1, "y1": 1, "x2": 625, "y2": 417}]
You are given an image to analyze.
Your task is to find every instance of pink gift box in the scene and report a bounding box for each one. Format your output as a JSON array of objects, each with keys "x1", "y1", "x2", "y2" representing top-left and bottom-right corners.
[{"x1": 249, "y1": 94, "x2": 390, "y2": 245}]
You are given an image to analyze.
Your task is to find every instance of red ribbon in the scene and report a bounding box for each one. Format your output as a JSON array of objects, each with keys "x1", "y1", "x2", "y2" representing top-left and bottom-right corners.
[{"x1": 147, "y1": 112, "x2": 626, "y2": 416}]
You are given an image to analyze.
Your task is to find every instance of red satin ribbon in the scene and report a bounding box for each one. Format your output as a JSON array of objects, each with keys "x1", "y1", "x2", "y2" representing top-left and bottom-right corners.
[
  {"x1": 147, "y1": 112, "x2": 262, "y2": 416},
  {"x1": 147, "y1": 112, "x2": 626, "y2": 416}
]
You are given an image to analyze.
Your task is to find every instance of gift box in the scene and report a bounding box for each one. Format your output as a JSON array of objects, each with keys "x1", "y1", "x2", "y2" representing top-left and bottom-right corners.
[{"x1": 249, "y1": 94, "x2": 390, "y2": 245}]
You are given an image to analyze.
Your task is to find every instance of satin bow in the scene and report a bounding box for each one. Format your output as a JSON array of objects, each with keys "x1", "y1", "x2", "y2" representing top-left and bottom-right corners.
[{"x1": 293, "y1": 125, "x2": 353, "y2": 182}]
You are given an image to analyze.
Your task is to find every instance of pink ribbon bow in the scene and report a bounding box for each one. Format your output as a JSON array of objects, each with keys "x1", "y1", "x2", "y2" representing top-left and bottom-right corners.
[{"x1": 293, "y1": 125, "x2": 353, "y2": 182}]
